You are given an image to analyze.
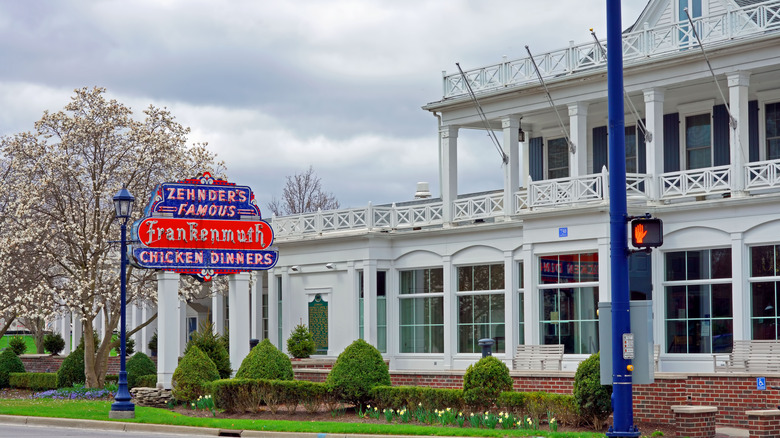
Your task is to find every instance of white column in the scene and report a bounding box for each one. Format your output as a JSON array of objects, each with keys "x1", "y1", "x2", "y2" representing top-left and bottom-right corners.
[
  {"x1": 251, "y1": 272, "x2": 264, "y2": 341},
  {"x1": 130, "y1": 302, "x2": 142, "y2": 350},
  {"x1": 440, "y1": 125, "x2": 459, "y2": 224},
  {"x1": 156, "y1": 271, "x2": 180, "y2": 389},
  {"x1": 280, "y1": 268, "x2": 291, "y2": 352},
  {"x1": 363, "y1": 260, "x2": 378, "y2": 346},
  {"x1": 228, "y1": 272, "x2": 251, "y2": 375},
  {"x1": 521, "y1": 245, "x2": 535, "y2": 345},
  {"x1": 268, "y1": 270, "x2": 279, "y2": 349},
  {"x1": 178, "y1": 299, "x2": 187, "y2": 355},
  {"x1": 502, "y1": 116, "x2": 520, "y2": 218},
  {"x1": 442, "y1": 255, "x2": 454, "y2": 369},
  {"x1": 348, "y1": 261, "x2": 358, "y2": 338},
  {"x1": 731, "y1": 232, "x2": 747, "y2": 340},
  {"x1": 140, "y1": 303, "x2": 152, "y2": 356},
  {"x1": 503, "y1": 250, "x2": 516, "y2": 359},
  {"x1": 212, "y1": 293, "x2": 225, "y2": 336},
  {"x1": 728, "y1": 72, "x2": 750, "y2": 196},
  {"x1": 61, "y1": 311, "x2": 72, "y2": 355},
  {"x1": 568, "y1": 102, "x2": 589, "y2": 177},
  {"x1": 644, "y1": 88, "x2": 666, "y2": 201},
  {"x1": 72, "y1": 313, "x2": 82, "y2": 351}
]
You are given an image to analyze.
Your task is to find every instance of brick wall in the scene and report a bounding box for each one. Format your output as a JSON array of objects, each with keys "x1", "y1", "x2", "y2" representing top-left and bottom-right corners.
[{"x1": 20, "y1": 354, "x2": 156, "y2": 376}]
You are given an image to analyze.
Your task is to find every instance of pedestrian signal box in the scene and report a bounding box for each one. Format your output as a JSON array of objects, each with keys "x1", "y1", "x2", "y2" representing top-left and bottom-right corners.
[{"x1": 630, "y1": 218, "x2": 663, "y2": 248}]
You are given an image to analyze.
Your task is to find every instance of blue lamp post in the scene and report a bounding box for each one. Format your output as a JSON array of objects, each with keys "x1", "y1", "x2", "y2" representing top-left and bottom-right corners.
[{"x1": 110, "y1": 186, "x2": 135, "y2": 419}]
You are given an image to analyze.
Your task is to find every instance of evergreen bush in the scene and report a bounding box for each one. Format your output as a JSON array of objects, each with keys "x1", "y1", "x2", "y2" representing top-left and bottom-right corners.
[
  {"x1": 573, "y1": 352, "x2": 612, "y2": 429},
  {"x1": 8, "y1": 372, "x2": 57, "y2": 391},
  {"x1": 43, "y1": 333, "x2": 66, "y2": 355},
  {"x1": 126, "y1": 352, "x2": 156, "y2": 388},
  {"x1": 171, "y1": 346, "x2": 220, "y2": 402},
  {"x1": 56, "y1": 343, "x2": 85, "y2": 388},
  {"x1": 286, "y1": 323, "x2": 316, "y2": 358},
  {"x1": 184, "y1": 322, "x2": 231, "y2": 379},
  {"x1": 8, "y1": 336, "x2": 27, "y2": 355},
  {"x1": 148, "y1": 331, "x2": 158, "y2": 356},
  {"x1": 0, "y1": 349, "x2": 25, "y2": 388},
  {"x1": 236, "y1": 338, "x2": 293, "y2": 381},
  {"x1": 136, "y1": 374, "x2": 158, "y2": 388},
  {"x1": 462, "y1": 355, "x2": 512, "y2": 411},
  {"x1": 325, "y1": 338, "x2": 390, "y2": 407}
]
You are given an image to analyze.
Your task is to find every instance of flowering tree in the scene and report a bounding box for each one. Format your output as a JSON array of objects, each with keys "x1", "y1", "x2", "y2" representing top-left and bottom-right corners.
[{"x1": 0, "y1": 87, "x2": 223, "y2": 386}]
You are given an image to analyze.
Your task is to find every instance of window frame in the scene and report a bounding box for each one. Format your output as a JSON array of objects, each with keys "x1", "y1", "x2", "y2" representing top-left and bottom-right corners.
[
  {"x1": 546, "y1": 137, "x2": 570, "y2": 179},
  {"x1": 456, "y1": 263, "x2": 506, "y2": 354},
  {"x1": 748, "y1": 244, "x2": 780, "y2": 340},
  {"x1": 398, "y1": 267, "x2": 445, "y2": 354}
]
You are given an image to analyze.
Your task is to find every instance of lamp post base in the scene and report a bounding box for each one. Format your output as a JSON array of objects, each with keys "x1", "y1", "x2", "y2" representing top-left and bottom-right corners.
[{"x1": 108, "y1": 409, "x2": 135, "y2": 419}]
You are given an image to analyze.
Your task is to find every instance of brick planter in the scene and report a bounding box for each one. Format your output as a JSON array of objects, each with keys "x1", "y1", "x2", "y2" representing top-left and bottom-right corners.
[
  {"x1": 746, "y1": 409, "x2": 780, "y2": 438},
  {"x1": 671, "y1": 405, "x2": 717, "y2": 438}
]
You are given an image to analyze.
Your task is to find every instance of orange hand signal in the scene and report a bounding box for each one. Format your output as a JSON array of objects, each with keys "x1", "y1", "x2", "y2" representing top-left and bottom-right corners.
[{"x1": 634, "y1": 224, "x2": 648, "y2": 244}]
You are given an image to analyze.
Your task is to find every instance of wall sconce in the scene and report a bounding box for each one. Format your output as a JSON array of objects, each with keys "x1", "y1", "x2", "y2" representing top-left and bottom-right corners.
[
  {"x1": 518, "y1": 122, "x2": 526, "y2": 143},
  {"x1": 290, "y1": 266, "x2": 300, "y2": 272},
  {"x1": 325, "y1": 263, "x2": 334, "y2": 270}
]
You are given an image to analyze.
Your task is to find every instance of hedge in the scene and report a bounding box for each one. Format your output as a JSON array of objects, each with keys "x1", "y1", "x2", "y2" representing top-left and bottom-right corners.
[
  {"x1": 369, "y1": 385, "x2": 464, "y2": 412},
  {"x1": 9, "y1": 372, "x2": 58, "y2": 391},
  {"x1": 135, "y1": 374, "x2": 158, "y2": 388},
  {"x1": 210, "y1": 378, "x2": 329, "y2": 415}
]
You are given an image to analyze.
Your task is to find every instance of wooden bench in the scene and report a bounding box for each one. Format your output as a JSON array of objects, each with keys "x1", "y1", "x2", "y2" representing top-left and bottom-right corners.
[
  {"x1": 713, "y1": 340, "x2": 780, "y2": 372},
  {"x1": 513, "y1": 344, "x2": 564, "y2": 370}
]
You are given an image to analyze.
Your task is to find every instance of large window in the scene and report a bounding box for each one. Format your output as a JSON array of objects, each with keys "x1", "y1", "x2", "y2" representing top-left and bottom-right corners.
[
  {"x1": 665, "y1": 249, "x2": 732, "y2": 353},
  {"x1": 539, "y1": 253, "x2": 599, "y2": 354},
  {"x1": 548, "y1": 137, "x2": 569, "y2": 179},
  {"x1": 749, "y1": 245, "x2": 780, "y2": 340},
  {"x1": 457, "y1": 264, "x2": 505, "y2": 354},
  {"x1": 766, "y1": 102, "x2": 780, "y2": 160},
  {"x1": 626, "y1": 126, "x2": 638, "y2": 173},
  {"x1": 399, "y1": 268, "x2": 444, "y2": 353},
  {"x1": 685, "y1": 113, "x2": 712, "y2": 169},
  {"x1": 359, "y1": 270, "x2": 387, "y2": 353}
]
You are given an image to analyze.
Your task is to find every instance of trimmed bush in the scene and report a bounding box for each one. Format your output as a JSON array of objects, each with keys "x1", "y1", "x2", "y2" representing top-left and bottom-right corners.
[
  {"x1": 43, "y1": 333, "x2": 66, "y2": 355},
  {"x1": 184, "y1": 322, "x2": 231, "y2": 379},
  {"x1": 8, "y1": 336, "x2": 27, "y2": 356},
  {"x1": 126, "y1": 352, "x2": 156, "y2": 388},
  {"x1": 286, "y1": 323, "x2": 316, "y2": 359},
  {"x1": 211, "y1": 378, "x2": 264, "y2": 413},
  {"x1": 462, "y1": 356, "x2": 512, "y2": 410},
  {"x1": 236, "y1": 338, "x2": 293, "y2": 381},
  {"x1": 369, "y1": 385, "x2": 464, "y2": 412},
  {"x1": 573, "y1": 352, "x2": 612, "y2": 429},
  {"x1": 171, "y1": 346, "x2": 219, "y2": 402},
  {"x1": 0, "y1": 349, "x2": 25, "y2": 388},
  {"x1": 136, "y1": 374, "x2": 158, "y2": 388},
  {"x1": 326, "y1": 339, "x2": 390, "y2": 407},
  {"x1": 56, "y1": 344, "x2": 85, "y2": 388},
  {"x1": 9, "y1": 372, "x2": 57, "y2": 391}
]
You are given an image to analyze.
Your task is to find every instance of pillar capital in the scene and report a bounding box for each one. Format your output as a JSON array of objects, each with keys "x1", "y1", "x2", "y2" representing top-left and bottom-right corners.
[
  {"x1": 568, "y1": 101, "x2": 589, "y2": 116},
  {"x1": 501, "y1": 115, "x2": 520, "y2": 129},
  {"x1": 439, "y1": 124, "x2": 459, "y2": 139},
  {"x1": 727, "y1": 71, "x2": 751, "y2": 88},
  {"x1": 643, "y1": 88, "x2": 665, "y2": 103}
]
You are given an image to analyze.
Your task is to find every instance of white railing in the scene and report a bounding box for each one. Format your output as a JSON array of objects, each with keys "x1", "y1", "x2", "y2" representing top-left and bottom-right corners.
[
  {"x1": 443, "y1": 0, "x2": 780, "y2": 98},
  {"x1": 528, "y1": 173, "x2": 605, "y2": 207},
  {"x1": 626, "y1": 173, "x2": 650, "y2": 199},
  {"x1": 746, "y1": 159, "x2": 780, "y2": 190},
  {"x1": 660, "y1": 165, "x2": 731, "y2": 198},
  {"x1": 452, "y1": 192, "x2": 504, "y2": 221}
]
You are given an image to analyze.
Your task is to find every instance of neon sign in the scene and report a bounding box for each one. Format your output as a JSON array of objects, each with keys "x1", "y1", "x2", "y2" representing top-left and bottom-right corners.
[{"x1": 131, "y1": 172, "x2": 278, "y2": 281}]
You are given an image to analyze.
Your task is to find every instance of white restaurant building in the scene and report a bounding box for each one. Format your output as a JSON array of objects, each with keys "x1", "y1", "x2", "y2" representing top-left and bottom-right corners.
[{"x1": 53, "y1": 0, "x2": 780, "y2": 377}]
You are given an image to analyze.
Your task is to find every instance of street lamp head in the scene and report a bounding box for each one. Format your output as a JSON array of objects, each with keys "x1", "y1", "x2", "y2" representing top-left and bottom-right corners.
[{"x1": 113, "y1": 186, "x2": 135, "y2": 220}]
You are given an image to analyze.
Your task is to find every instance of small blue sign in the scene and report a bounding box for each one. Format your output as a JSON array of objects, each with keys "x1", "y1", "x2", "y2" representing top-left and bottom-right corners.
[
  {"x1": 758, "y1": 377, "x2": 766, "y2": 390},
  {"x1": 559, "y1": 227, "x2": 568, "y2": 238}
]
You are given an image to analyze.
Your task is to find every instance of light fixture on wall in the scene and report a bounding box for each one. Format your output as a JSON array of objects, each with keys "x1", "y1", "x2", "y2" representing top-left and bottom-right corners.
[
  {"x1": 518, "y1": 119, "x2": 525, "y2": 143},
  {"x1": 290, "y1": 266, "x2": 300, "y2": 272},
  {"x1": 325, "y1": 263, "x2": 334, "y2": 270}
]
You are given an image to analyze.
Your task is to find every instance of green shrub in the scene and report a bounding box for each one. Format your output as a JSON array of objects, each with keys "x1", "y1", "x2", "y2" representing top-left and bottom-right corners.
[
  {"x1": 297, "y1": 380, "x2": 327, "y2": 413},
  {"x1": 9, "y1": 372, "x2": 57, "y2": 391},
  {"x1": 547, "y1": 393, "x2": 579, "y2": 426},
  {"x1": 148, "y1": 331, "x2": 158, "y2": 355},
  {"x1": 236, "y1": 338, "x2": 293, "y2": 381},
  {"x1": 184, "y1": 322, "x2": 231, "y2": 379},
  {"x1": 8, "y1": 336, "x2": 27, "y2": 356},
  {"x1": 56, "y1": 344, "x2": 85, "y2": 388},
  {"x1": 573, "y1": 352, "x2": 612, "y2": 429},
  {"x1": 369, "y1": 385, "x2": 464, "y2": 412},
  {"x1": 43, "y1": 333, "x2": 66, "y2": 355},
  {"x1": 171, "y1": 346, "x2": 220, "y2": 403},
  {"x1": 136, "y1": 374, "x2": 158, "y2": 388},
  {"x1": 326, "y1": 339, "x2": 390, "y2": 408},
  {"x1": 286, "y1": 323, "x2": 316, "y2": 359},
  {"x1": 0, "y1": 349, "x2": 25, "y2": 388},
  {"x1": 125, "y1": 338, "x2": 135, "y2": 356},
  {"x1": 497, "y1": 391, "x2": 529, "y2": 416},
  {"x1": 462, "y1": 356, "x2": 512, "y2": 410},
  {"x1": 211, "y1": 378, "x2": 264, "y2": 413},
  {"x1": 126, "y1": 352, "x2": 156, "y2": 388},
  {"x1": 105, "y1": 374, "x2": 119, "y2": 384}
]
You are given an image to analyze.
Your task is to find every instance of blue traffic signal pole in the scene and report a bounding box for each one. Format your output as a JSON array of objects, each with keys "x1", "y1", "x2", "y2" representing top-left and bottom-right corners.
[{"x1": 606, "y1": 1, "x2": 639, "y2": 436}]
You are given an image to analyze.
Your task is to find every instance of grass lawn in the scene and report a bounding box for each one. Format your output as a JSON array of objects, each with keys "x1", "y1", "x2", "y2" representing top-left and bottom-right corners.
[
  {"x1": 0, "y1": 335, "x2": 36, "y2": 354},
  {"x1": 0, "y1": 399, "x2": 604, "y2": 438}
]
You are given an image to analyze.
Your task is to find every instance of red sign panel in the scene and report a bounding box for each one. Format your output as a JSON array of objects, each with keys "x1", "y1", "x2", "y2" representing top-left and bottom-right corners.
[{"x1": 137, "y1": 217, "x2": 273, "y2": 251}]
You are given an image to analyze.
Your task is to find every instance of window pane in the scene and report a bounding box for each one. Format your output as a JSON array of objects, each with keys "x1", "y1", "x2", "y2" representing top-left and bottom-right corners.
[
  {"x1": 686, "y1": 113, "x2": 711, "y2": 170},
  {"x1": 429, "y1": 297, "x2": 444, "y2": 324},
  {"x1": 667, "y1": 286, "x2": 687, "y2": 319},
  {"x1": 429, "y1": 326, "x2": 444, "y2": 353},
  {"x1": 459, "y1": 296, "x2": 473, "y2": 324},
  {"x1": 558, "y1": 254, "x2": 578, "y2": 284},
  {"x1": 473, "y1": 265, "x2": 490, "y2": 291},
  {"x1": 459, "y1": 325, "x2": 474, "y2": 353},
  {"x1": 458, "y1": 266, "x2": 472, "y2": 292},
  {"x1": 625, "y1": 126, "x2": 637, "y2": 173},
  {"x1": 491, "y1": 294, "x2": 505, "y2": 323},
  {"x1": 429, "y1": 268, "x2": 444, "y2": 293},
  {"x1": 752, "y1": 245, "x2": 776, "y2": 277},
  {"x1": 752, "y1": 282, "x2": 776, "y2": 317},
  {"x1": 711, "y1": 248, "x2": 731, "y2": 279},
  {"x1": 540, "y1": 256, "x2": 560, "y2": 284},
  {"x1": 767, "y1": 102, "x2": 780, "y2": 159},
  {"x1": 688, "y1": 320, "x2": 709, "y2": 354},
  {"x1": 753, "y1": 318, "x2": 777, "y2": 340},
  {"x1": 712, "y1": 320, "x2": 733, "y2": 353},
  {"x1": 400, "y1": 271, "x2": 415, "y2": 294},
  {"x1": 490, "y1": 264, "x2": 504, "y2": 290},
  {"x1": 667, "y1": 321, "x2": 688, "y2": 353},
  {"x1": 542, "y1": 289, "x2": 558, "y2": 321},
  {"x1": 712, "y1": 284, "x2": 732, "y2": 318},
  {"x1": 687, "y1": 285, "x2": 710, "y2": 319},
  {"x1": 666, "y1": 252, "x2": 687, "y2": 281},
  {"x1": 577, "y1": 287, "x2": 599, "y2": 320},
  {"x1": 519, "y1": 262, "x2": 525, "y2": 289},
  {"x1": 687, "y1": 250, "x2": 706, "y2": 280},
  {"x1": 474, "y1": 295, "x2": 490, "y2": 324},
  {"x1": 548, "y1": 137, "x2": 569, "y2": 179},
  {"x1": 579, "y1": 253, "x2": 599, "y2": 282}
]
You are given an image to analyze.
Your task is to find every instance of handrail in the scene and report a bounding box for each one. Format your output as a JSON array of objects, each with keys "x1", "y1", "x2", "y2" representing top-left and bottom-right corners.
[{"x1": 442, "y1": 0, "x2": 780, "y2": 98}]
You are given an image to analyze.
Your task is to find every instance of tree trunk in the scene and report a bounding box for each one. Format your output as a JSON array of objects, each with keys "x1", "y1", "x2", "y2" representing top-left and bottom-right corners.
[{"x1": 0, "y1": 315, "x2": 15, "y2": 340}]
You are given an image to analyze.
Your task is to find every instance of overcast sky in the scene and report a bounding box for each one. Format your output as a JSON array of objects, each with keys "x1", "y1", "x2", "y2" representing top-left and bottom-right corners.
[{"x1": 0, "y1": 1, "x2": 646, "y2": 212}]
